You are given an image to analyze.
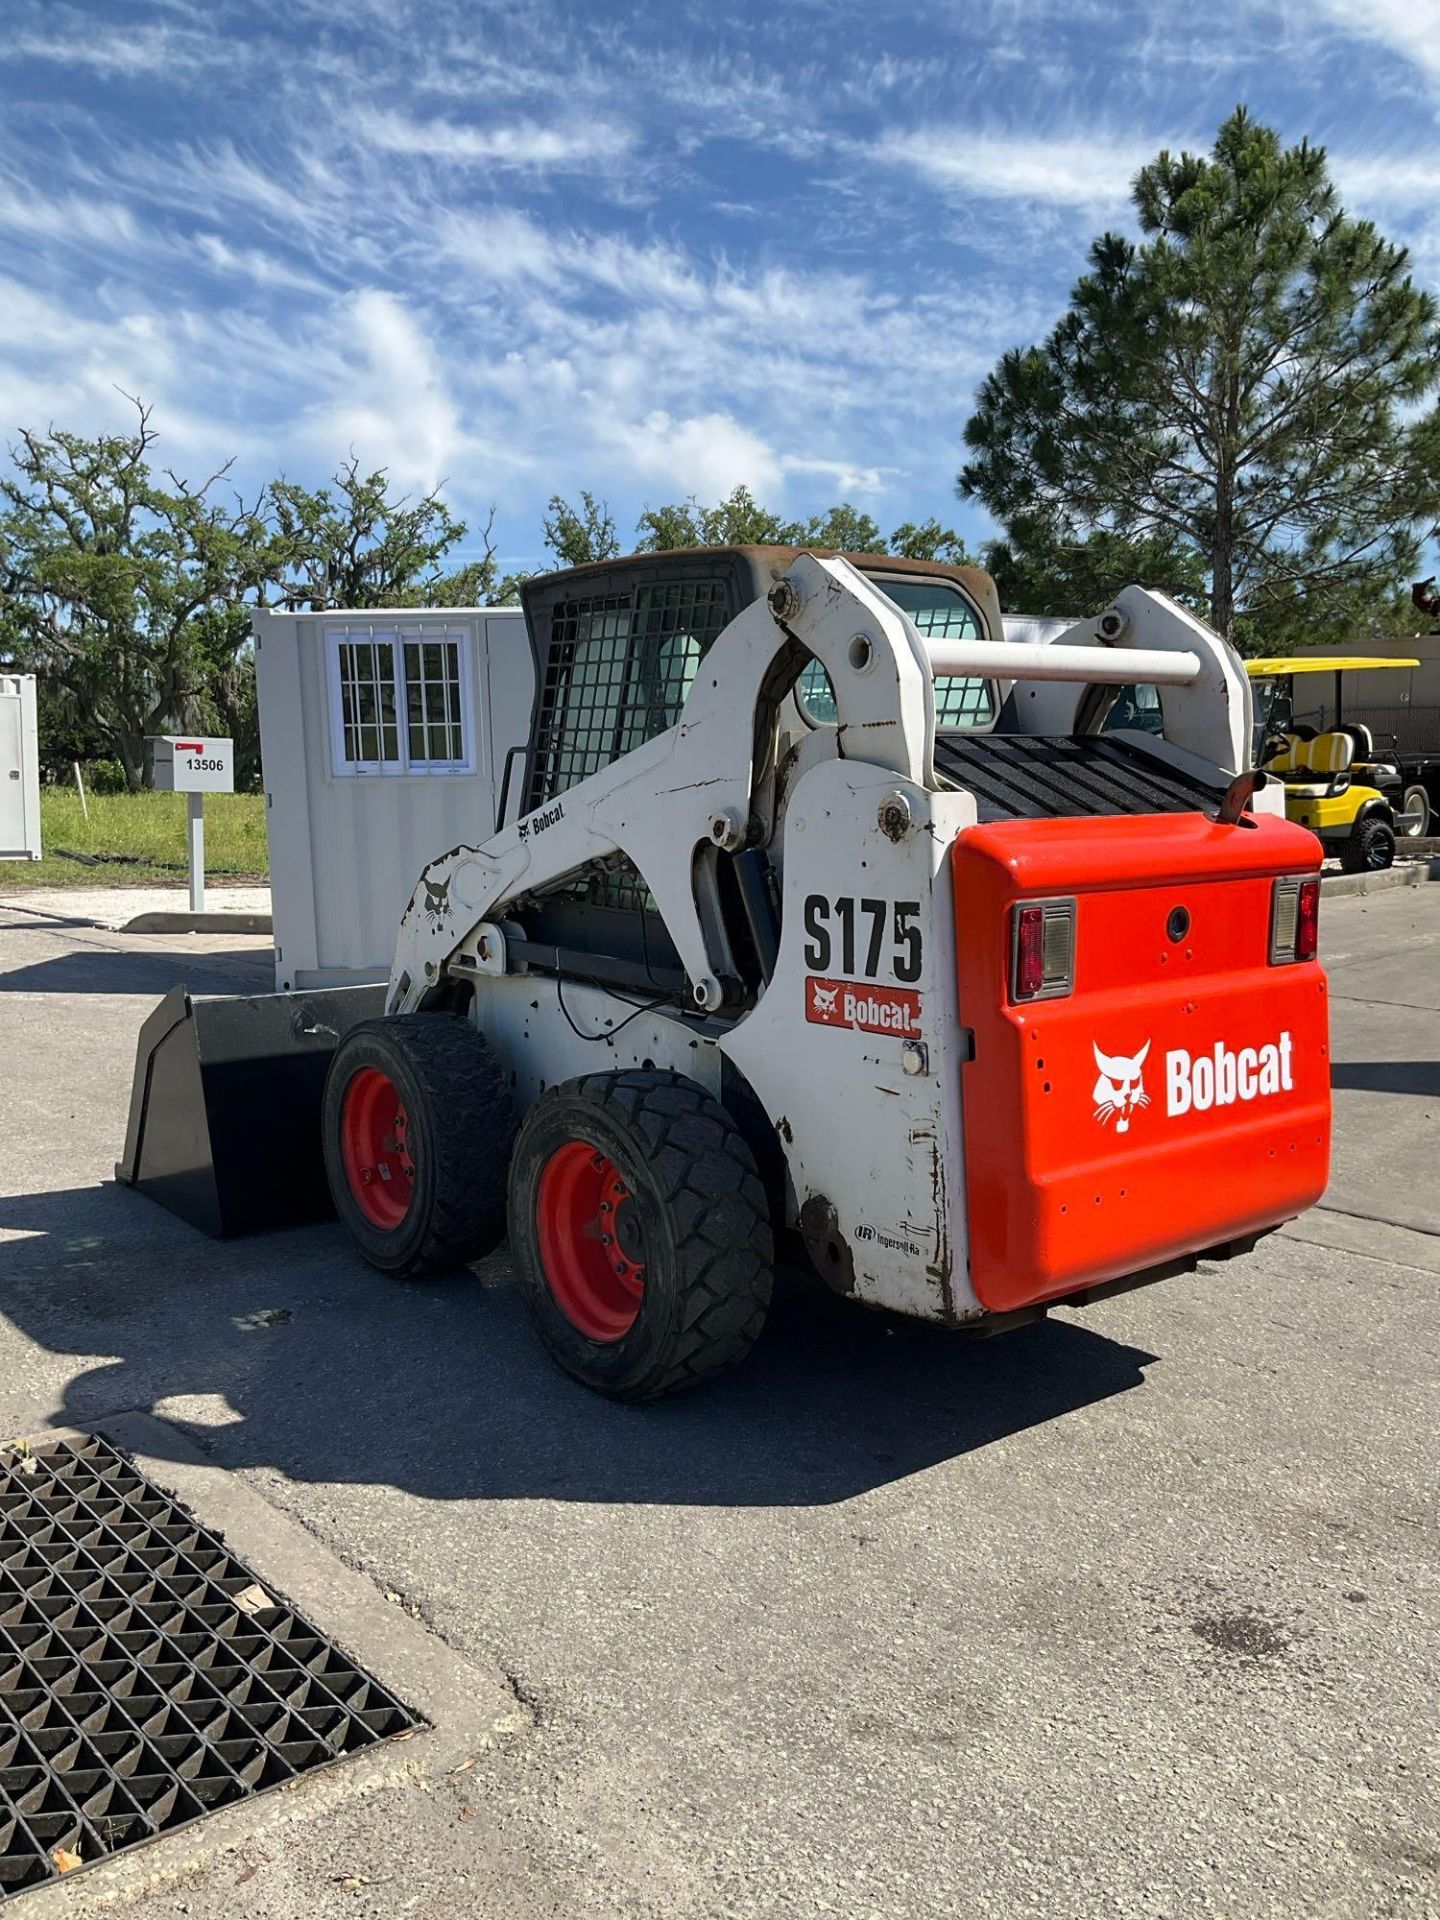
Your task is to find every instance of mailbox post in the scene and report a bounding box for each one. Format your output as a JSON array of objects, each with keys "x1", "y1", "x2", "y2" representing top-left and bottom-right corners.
[{"x1": 149, "y1": 737, "x2": 234, "y2": 912}]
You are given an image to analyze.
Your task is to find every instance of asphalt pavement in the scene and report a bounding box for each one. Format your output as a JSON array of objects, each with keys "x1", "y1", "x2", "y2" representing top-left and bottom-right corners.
[{"x1": 0, "y1": 883, "x2": 1435, "y2": 1919}]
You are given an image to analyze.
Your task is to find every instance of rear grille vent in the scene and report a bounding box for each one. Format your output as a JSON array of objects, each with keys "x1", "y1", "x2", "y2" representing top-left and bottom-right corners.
[{"x1": 934, "y1": 734, "x2": 1227, "y2": 822}]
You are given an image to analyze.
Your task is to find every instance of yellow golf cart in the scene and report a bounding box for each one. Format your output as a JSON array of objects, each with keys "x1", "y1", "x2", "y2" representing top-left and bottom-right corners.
[{"x1": 1246, "y1": 656, "x2": 1423, "y2": 872}]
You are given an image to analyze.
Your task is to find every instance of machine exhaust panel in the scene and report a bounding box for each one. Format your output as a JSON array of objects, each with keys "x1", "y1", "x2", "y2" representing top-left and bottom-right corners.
[{"x1": 116, "y1": 984, "x2": 385, "y2": 1237}]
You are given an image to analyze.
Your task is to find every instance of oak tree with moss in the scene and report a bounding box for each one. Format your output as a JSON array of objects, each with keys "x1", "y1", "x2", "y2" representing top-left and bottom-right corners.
[{"x1": 0, "y1": 401, "x2": 279, "y2": 789}]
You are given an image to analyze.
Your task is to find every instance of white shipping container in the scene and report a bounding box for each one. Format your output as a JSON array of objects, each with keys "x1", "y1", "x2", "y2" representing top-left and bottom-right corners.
[
  {"x1": 253, "y1": 607, "x2": 531, "y2": 990},
  {"x1": 0, "y1": 675, "x2": 42, "y2": 861}
]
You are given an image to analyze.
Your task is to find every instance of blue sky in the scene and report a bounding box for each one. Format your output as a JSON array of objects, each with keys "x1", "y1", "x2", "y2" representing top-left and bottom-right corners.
[{"x1": 3, "y1": 0, "x2": 1440, "y2": 579}]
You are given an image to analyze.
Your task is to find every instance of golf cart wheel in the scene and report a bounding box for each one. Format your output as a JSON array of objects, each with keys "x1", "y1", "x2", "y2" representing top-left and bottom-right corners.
[
  {"x1": 1401, "y1": 784, "x2": 1431, "y2": 837},
  {"x1": 508, "y1": 1070, "x2": 773, "y2": 1401},
  {"x1": 1339, "y1": 817, "x2": 1396, "y2": 874},
  {"x1": 323, "y1": 1014, "x2": 516, "y2": 1278}
]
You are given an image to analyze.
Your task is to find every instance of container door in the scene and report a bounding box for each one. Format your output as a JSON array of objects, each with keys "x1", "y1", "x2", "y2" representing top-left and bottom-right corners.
[{"x1": 0, "y1": 691, "x2": 25, "y2": 856}]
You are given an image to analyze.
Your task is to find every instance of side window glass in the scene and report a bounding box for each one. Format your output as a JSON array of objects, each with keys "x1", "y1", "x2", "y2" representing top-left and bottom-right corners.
[
  {"x1": 795, "y1": 578, "x2": 994, "y2": 730},
  {"x1": 1102, "y1": 684, "x2": 1164, "y2": 734},
  {"x1": 798, "y1": 659, "x2": 836, "y2": 724}
]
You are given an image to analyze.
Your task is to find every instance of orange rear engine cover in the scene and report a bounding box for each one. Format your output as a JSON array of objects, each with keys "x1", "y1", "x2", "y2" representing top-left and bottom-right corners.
[{"x1": 952, "y1": 812, "x2": 1331, "y2": 1314}]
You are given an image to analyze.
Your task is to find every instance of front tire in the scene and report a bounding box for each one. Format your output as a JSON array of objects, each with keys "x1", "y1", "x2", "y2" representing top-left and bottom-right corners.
[
  {"x1": 1339, "y1": 817, "x2": 1396, "y2": 873},
  {"x1": 323, "y1": 1014, "x2": 516, "y2": 1278},
  {"x1": 508, "y1": 1070, "x2": 773, "y2": 1400},
  {"x1": 1401, "y1": 784, "x2": 1431, "y2": 837}
]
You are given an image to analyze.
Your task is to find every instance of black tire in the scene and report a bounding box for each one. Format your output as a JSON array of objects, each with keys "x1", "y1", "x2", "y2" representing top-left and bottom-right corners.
[
  {"x1": 323, "y1": 1014, "x2": 516, "y2": 1279},
  {"x1": 508, "y1": 1070, "x2": 773, "y2": 1401},
  {"x1": 1401, "y1": 783, "x2": 1431, "y2": 837},
  {"x1": 1339, "y1": 817, "x2": 1396, "y2": 873}
]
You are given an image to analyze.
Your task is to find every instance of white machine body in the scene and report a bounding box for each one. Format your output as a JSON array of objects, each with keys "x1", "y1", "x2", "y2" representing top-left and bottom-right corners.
[{"x1": 385, "y1": 556, "x2": 1275, "y2": 1325}]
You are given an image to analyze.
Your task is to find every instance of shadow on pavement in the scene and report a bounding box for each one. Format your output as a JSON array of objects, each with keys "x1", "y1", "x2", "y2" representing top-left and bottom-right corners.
[
  {"x1": 1331, "y1": 1059, "x2": 1440, "y2": 1099},
  {"x1": 0, "y1": 1180, "x2": 1159, "y2": 1510},
  {"x1": 0, "y1": 946, "x2": 275, "y2": 997}
]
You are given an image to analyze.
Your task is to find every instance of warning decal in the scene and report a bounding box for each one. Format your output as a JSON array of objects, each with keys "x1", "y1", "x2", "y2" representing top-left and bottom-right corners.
[{"x1": 805, "y1": 976, "x2": 922, "y2": 1035}]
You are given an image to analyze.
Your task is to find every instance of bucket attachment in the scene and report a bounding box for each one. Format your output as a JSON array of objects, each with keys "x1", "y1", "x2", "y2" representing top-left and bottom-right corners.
[{"x1": 116, "y1": 983, "x2": 386, "y2": 1237}]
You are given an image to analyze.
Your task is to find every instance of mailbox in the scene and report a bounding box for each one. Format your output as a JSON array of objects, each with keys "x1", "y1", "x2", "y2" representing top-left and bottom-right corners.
[
  {"x1": 151, "y1": 736, "x2": 234, "y2": 795},
  {"x1": 147, "y1": 735, "x2": 236, "y2": 913}
]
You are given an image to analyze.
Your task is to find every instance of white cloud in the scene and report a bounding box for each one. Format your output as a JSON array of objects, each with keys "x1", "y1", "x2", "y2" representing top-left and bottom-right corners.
[
  {"x1": 1311, "y1": 0, "x2": 1440, "y2": 80},
  {"x1": 604, "y1": 410, "x2": 785, "y2": 501},
  {"x1": 435, "y1": 209, "x2": 560, "y2": 286},
  {"x1": 367, "y1": 111, "x2": 633, "y2": 172},
  {"x1": 0, "y1": 180, "x2": 138, "y2": 248},
  {"x1": 299, "y1": 290, "x2": 462, "y2": 491},
  {"x1": 780, "y1": 455, "x2": 889, "y2": 495},
  {"x1": 436, "y1": 211, "x2": 701, "y2": 306},
  {"x1": 0, "y1": 276, "x2": 205, "y2": 461},
  {"x1": 874, "y1": 128, "x2": 1152, "y2": 211},
  {"x1": 85, "y1": 137, "x2": 341, "y2": 242},
  {"x1": 1330, "y1": 152, "x2": 1440, "y2": 210},
  {"x1": 192, "y1": 233, "x2": 330, "y2": 296},
  {"x1": 1, "y1": 21, "x2": 226, "y2": 79}
]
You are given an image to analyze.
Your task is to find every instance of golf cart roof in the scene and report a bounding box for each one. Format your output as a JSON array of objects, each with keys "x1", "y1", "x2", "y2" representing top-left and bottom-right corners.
[{"x1": 1245, "y1": 655, "x2": 1420, "y2": 677}]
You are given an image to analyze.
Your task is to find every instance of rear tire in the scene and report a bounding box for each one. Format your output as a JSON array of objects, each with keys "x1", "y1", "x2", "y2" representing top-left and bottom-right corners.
[
  {"x1": 508, "y1": 1070, "x2": 773, "y2": 1400},
  {"x1": 323, "y1": 1014, "x2": 516, "y2": 1278},
  {"x1": 1339, "y1": 817, "x2": 1396, "y2": 873},
  {"x1": 1401, "y1": 784, "x2": 1431, "y2": 837}
]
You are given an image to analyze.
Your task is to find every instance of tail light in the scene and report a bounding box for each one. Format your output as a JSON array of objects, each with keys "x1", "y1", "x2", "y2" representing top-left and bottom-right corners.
[
  {"x1": 1011, "y1": 899, "x2": 1076, "y2": 1001},
  {"x1": 1295, "y1": 876, "x2": 1320, "y2": 961},
  {"x1": 1270, "y1": 876, "x2": 1321, "y2": 964}
]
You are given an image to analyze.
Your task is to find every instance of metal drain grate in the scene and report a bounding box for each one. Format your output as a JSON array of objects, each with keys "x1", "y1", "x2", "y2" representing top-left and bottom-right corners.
[{"x1": 0, "y1": 1435, "x2": 419, "y2": 1897}]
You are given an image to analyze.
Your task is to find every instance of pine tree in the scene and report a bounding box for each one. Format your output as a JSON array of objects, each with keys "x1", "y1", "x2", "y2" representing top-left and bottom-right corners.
[{"x1": 960, "y1": 109, "x2": 1440, "y2": 641}]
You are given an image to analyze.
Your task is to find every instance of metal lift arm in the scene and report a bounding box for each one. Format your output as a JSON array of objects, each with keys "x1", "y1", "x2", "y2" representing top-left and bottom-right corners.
[{"x1": 387, "y1": 558, "x2": 1247, "y2": 1016}]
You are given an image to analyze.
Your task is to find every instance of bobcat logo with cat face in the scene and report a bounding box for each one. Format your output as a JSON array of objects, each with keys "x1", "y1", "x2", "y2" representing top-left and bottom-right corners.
[
  {"x1": 811, "y1": 984, "x2": 839, "y2": 1016},
  {"x1": 1092, "y1": 1040, "x2": 1151, "y2": 1134},
  {"x1": 421, "y1": 875, "x2": 452, "y2": 927}
]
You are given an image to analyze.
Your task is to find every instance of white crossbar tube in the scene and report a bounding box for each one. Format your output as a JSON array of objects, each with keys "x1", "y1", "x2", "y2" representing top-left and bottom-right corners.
[{"x1": 923, "y1": 638, "x2": 1201, "y2": 687}]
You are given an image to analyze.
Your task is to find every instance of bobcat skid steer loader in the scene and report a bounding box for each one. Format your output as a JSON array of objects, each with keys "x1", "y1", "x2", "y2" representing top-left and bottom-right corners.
[{"x1": 120, "y1": 547, "x2": 1331, "y2": 1399}]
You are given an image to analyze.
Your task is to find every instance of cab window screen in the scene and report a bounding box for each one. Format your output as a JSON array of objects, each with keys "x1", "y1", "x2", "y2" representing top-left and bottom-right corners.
[{"x1": 528, "y1": 579, "x2": 728, "y2": 807}]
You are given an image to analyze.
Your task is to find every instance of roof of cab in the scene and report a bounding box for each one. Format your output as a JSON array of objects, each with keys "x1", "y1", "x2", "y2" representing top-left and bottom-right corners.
[{"x1": 519, "y1": 545, "x2": 1005, "y2": 643}]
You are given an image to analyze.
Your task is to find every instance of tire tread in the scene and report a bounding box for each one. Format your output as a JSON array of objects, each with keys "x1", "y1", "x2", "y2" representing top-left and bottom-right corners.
[
  {"x1": 511, "y1": 1069, "x2": 772, "y2": 1400},
  {"x1": 325, "y1": 1014, "x2": 516, "y2": 1279}
]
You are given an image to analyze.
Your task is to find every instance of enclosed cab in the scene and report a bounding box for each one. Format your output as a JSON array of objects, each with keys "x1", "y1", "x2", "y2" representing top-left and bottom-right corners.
[{"x1": 500, "y1": 546, "x2": 1008, "y2": 1000}]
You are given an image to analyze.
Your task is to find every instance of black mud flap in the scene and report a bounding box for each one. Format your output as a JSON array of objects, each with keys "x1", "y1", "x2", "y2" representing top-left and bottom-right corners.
[{"x1": 116, "y1": 983, "x2": 386, "y2": 1237}]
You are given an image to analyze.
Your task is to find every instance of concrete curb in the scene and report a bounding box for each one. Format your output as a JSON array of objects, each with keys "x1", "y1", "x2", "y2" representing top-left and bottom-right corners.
[
  {"x1": 31, "y1": 1412, "x2": 526, "y2": 1909},
  {"x1": 1321, "y1": 857, "x2": 1440, "y2": 898},
  {"x1": 122, "y1": 910, "x2": 273, "y2": 935}
]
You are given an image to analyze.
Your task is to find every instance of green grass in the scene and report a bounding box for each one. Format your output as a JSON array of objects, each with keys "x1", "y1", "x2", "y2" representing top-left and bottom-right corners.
[{"x1": 3, "y1": 789, "x2": 269, "y2": 888}]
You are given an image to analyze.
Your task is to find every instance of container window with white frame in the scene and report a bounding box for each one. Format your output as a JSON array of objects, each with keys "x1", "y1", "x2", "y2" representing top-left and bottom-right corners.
[{"x1": 327, "y1": 623, "x2": 475, "y2": 776}]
